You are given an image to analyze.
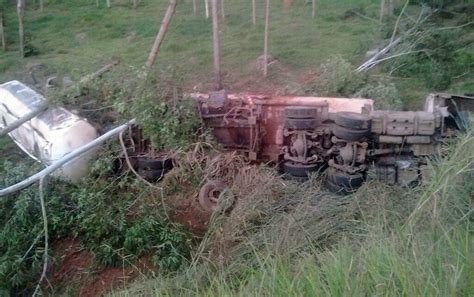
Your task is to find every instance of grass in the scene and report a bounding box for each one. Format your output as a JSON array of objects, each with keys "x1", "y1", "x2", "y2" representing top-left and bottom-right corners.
[
  {"x1": 1, "y1": 0, "x2": 381, "y2": 93},
  {"x1": 112, "y1": 132, "x2": 474, "y2": 297}
]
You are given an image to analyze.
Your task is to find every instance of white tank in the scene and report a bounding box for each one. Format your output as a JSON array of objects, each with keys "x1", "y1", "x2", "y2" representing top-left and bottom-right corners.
[{"x1": 0, "y1": 80, "x2": 98, "y2": 182}]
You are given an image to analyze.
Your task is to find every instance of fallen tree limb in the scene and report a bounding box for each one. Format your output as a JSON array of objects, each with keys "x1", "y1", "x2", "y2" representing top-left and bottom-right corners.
[
  {"x1": 356, "y1": 36, "x2": 402, "y2": 72},
  {"x1": 0, "y1": 119, "x2": 136, "y2": 197}
]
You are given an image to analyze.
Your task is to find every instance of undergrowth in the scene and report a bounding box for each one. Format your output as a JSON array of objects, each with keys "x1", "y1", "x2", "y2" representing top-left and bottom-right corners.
[
  {"x1": 0, "y1": 146, "x2": 192, "y2": 295},
  {"x1": 113, "y1": 132, "x2": 474, "y2": 297}
]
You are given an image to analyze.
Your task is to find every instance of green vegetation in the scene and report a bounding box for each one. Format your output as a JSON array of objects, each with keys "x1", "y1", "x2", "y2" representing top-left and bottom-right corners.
[
  {"x1": 114, "y1": 132, "x2": 474, "y2": 297},
  {"x1": 0, "y1": 0, "x2": 473, "y2": 295},
  {"x1": 0, "y1": 151, "x2": 191, "y2": 294}
]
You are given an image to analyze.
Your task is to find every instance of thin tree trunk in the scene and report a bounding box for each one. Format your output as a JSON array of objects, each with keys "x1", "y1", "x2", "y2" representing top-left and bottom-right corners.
[
  {"x1": 133, "y1": 0, "x2": 138, "y2": 9},
  {"x1": 17, "y1": 0, "x2": 25, "y2": 58},
  {"x1": 388, "y1": 0, "x2": 394, "y2": 16},
  {"x1": 96, "y1": 0, "x2": 99, "y2": 7},
  {"x1": 211, "y1": 0, "x2": 222, "y2": 90},
  {"x1": 145, "y1": 0, "x2": 177, "y2": 67},
  {"x1": 221, "y1": 0, "x2": 225, "y2": 19},
  {"x1": 379, "y1": 0, "x2": 386, "y2": 22},
  {"x1": 263, "y1": 0, "x2": 270, "y2": 77},
  {"x1": 107, "y1": 0, "x2": 111, "y2": 8},
  {"x1": 204, "y1": 0, "x2": 209, "y2": 18},
  {"x1": 39, "y1": 0, "x2": 44, "y2": 12},
  {"x1": 312, "y1": 0, "x2": 316, "y2": 18},
  {"x1": 0, "y1": 13, "x2": 5, "y2": 51},
  {"x1": 193, "y1": 0, "x2": 197, "y2": 15},
  {"x1": 252, "y1": 0, "x2": 256, "y2": 25}
]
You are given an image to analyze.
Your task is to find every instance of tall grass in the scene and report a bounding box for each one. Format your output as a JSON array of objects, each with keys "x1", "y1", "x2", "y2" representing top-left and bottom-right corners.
[{"x1": 113, "y1": 132, "x2": 474, "y2": 297}]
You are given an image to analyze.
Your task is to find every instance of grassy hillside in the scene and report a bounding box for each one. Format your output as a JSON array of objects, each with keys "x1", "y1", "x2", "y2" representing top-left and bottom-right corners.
[
  {"x1": 1, "y1": 0, "x2": 471, "y2": 108},
  {"x1": 0, "y1": 0, "x2": 473, "y2": 295}
]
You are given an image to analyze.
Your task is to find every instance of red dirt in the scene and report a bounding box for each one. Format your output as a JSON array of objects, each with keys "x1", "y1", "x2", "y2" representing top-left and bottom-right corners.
[
  {"x1": 169, "y1": 189, "x2": 211, "y2": 235},
  {"x1": 49, "y1": 239, "x2": 155, "y2": 297}
]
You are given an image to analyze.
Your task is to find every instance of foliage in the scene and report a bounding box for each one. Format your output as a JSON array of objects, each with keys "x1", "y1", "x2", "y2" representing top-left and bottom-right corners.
[
  {"x1": 0, "y1": 149, "x2": 192, "y2": 294},
  {"x1": 0, "y1": 161, "x2": 73, "y2": 294},
  {"x1": 320, "y1": 55, "x2": 367, "y2": 96},
  {"x1": 355, "y1": 79, "x2": 403, "y2": 110},
  {"x1": 114, "y1": 132, "x2": 474, "y2": 297}
]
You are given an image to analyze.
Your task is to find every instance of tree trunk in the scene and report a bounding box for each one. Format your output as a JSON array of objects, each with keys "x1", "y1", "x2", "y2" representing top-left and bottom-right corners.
[
  {"x1": 193, "y1": 0, "x2": 197, "y2": 15},
  {"x1": 107, "y1": 0, "x2": 111, "y2": 8},
  {"x1": 211, "y1": 0, "x2": 222, "y2": 90},
  {"x1": 221, "y1": 0, "x2": 225, "y2": 19},
  {"x1": 39, "y1": 0, "x2": 43, "y2": 12},
  {"x1": 263, "y1": 0, "x2": 270, "y2": 77},
  {"x1": 145, "y1": 0, "x2": 177, "y2": 67},
  {"x1": 96, "y1": 0, "x2": 99, "y2": 7},
  {"x1": 312, "y1": 0, "x2": 316, "y2": 18},
  {"x1": 252, "y1": 0, "x2": 256, "y2": 25},
  {"x1": 133, "y1": 0, "x2": 138, "y2": 9},
  {"x1": 204, "y1": 0, "x2": 209, "y2": 18},
  {"x1": 17, "y1": 0, "x2": 25, "y2": 58},
  {"x1": 0, "y1": 13, "x2": 5, "y2": 51},
  {"x1": 379, "y1": 0, "x2": 386, "y2": 22}
]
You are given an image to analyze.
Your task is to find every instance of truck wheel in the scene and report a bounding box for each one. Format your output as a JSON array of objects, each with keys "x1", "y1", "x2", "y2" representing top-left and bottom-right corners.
[
  {"x1": 284, "y1": 118, "x2": 318, "y2": 130},
  {"x1": 327, "y1": 167, "x2": 365, "y2": 188},
  {"x1": 282, "y1": 174, "x2": 309, "y2": 183},
  {"x1": 137, "y1": 168, "x2": 165, "y2": 182},
  {"x1": 283, "y1": 162, "x2": 321, "y2": 177},
  {"x1": 198, "y1": 180, "x2": 227, "y2": 212},
  {"x1": 332, "y1": 124, "x2": 370, "y2": 141},
  {"x1": 335, "y1": 112, "x2": 371, "y2": 130},
  {"x1": 137, "y1": 156, "x2": 173, "y2": 170},
  {"x1": 326, "y1": 179, "x2": 350, "y2": 195},
  {"x1": 284, "y1": 106, "x2": 319, "y2": 119}
]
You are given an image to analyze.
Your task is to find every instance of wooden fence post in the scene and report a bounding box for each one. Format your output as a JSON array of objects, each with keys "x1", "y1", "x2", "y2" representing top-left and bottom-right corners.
[
  {"x1": 263, "y1": 0, "x2": 270, "y2": 77},
  {"x1": 252, "y1": 0, "x2": 256, "y2": 25},
  {"x1": 211, "y1": 0, "x2": 222, "y2": 90},
  {"x1": 145, "y1": 0, "x2": 177, "y2": 67},
  {"x1": 0, "y1": 12, "x2": 5, "y2": 51},
  {"x1": 17, "y1": 0, "x2": 25, "y2": 58}
]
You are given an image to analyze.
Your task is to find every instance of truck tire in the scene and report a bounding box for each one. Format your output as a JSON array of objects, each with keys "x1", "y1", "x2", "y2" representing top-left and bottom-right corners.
[
  {"x1": 332, "y1": 124, "x2": 370, "y2": 141},
  {"x1": 335, "y1": 112, "x2": 371, "y2": 130},
  {"x1": 326, "y1": 179, "x2": 350, "y2": 195},
  {"x1": 198, "y1": 180, "x2": 228, "y2": 212},
  {"x1": 137, "y1": 168, "x2": 165, "y2": 182},
  {"x1": 137, "y1": 157, "x2": 173, "y2": 170},
  {"x1": 284, "y1": 106, "x2": 319, "y2": 119},
  {"x1": 283, "y1": 162, "x2": 321, "y2": 177},
  {"x1": 284, "y1": 118, "x2": 318, "y2": 130},
  {"x1": 327, "y1": 167, "x2": 365, "y2": 189}
]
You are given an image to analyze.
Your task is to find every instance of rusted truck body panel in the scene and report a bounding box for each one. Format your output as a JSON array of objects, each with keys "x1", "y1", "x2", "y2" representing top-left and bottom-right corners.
[
  {"x1": 194, "y1": 91, "x2": 472, "y2": 209},
  {"x1": 194, "y1": 92, "x2": 374, "y2": 162}
]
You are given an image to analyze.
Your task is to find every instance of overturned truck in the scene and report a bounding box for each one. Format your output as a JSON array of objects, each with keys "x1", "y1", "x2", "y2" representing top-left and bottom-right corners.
[{"x1": 193, "y1": 91, "x2": 472, "y2": 209}]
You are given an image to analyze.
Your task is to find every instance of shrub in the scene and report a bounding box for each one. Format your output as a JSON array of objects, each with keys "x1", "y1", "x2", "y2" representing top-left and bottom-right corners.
[
  {"x1": 355, "y1": 80, "x2": 403, "y2": 110},
  {"x1": 320, "y1": 55, "x2": 366, "y2": 96}
]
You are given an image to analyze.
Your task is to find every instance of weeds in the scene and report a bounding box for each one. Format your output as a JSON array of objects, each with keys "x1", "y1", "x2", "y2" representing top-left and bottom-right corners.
[{"x1": 114, "y1": 132, "x2": 474, "y2": 297}]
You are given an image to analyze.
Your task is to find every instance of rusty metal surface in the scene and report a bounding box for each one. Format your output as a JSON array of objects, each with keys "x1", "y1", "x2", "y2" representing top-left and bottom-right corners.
[{"x1": 193, "y1": 92, "x2": 374, "y2": 162}]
